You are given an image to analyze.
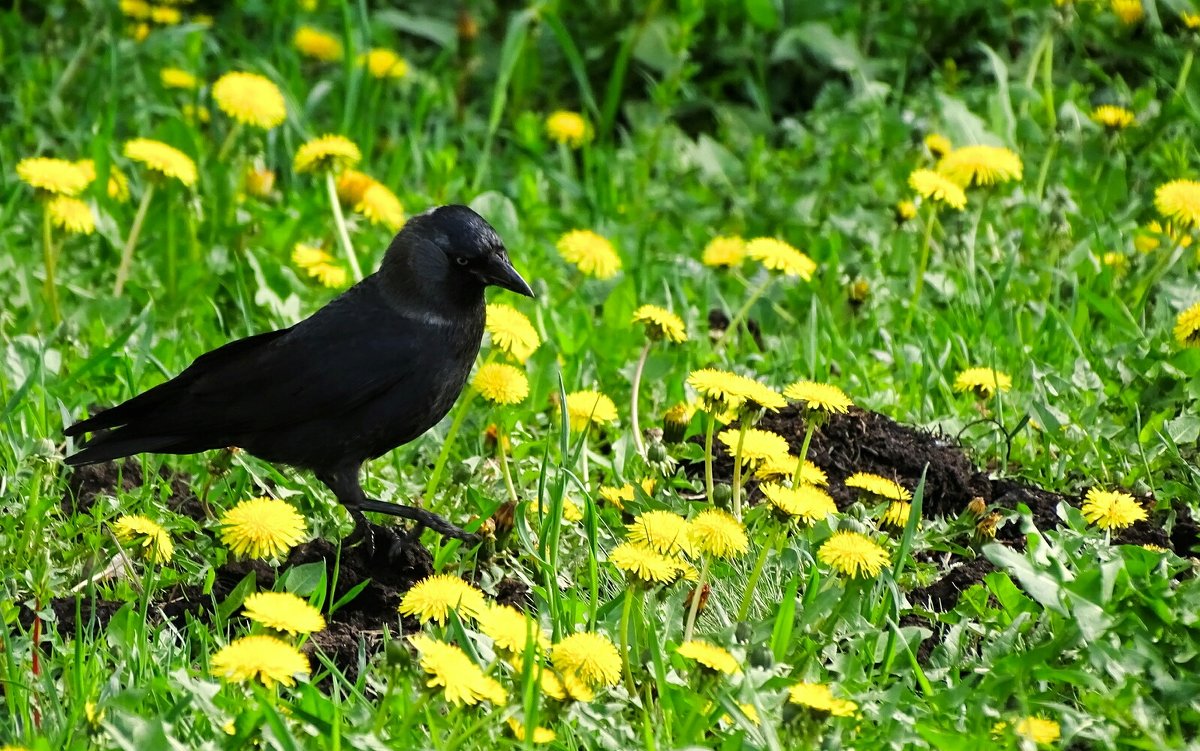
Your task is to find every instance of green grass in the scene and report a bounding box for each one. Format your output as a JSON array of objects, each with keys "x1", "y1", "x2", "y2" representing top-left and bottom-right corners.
[{"x1": 3, "y1": 0, "x2": 1200, "y2": 748}]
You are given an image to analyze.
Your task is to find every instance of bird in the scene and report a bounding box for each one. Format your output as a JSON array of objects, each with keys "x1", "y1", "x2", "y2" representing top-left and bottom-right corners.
[{"x1": 65, "y1": 204, "x2": 533, "y2": 547}]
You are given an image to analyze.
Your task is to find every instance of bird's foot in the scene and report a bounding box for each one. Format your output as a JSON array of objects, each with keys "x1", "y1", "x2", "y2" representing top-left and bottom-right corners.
[
  {"x1": 357, "y1": 497, "x2": 479, "y2": 543},
  {"x1": 345, "y1": 508, "x2": 377, "y2": 558}
]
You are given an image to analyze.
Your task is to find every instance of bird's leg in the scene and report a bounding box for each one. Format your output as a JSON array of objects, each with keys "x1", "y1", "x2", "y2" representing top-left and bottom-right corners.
[{"x1": 356, "y1": 497, "x2": 478, "y2": 542}]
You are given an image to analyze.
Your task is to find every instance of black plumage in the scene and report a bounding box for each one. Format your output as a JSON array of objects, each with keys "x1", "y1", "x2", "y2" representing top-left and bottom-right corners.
[{"x1": 65, "y1": 204, "x2": 533, "y2": 542}]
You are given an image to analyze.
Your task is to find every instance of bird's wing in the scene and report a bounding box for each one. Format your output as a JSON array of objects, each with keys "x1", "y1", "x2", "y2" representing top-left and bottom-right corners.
[{"x1": 68, "y1": 293, "x2": 435, "y2": 441}]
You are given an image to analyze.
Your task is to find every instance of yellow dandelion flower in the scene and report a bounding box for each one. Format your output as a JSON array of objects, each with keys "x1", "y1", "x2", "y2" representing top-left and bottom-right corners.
[
  {"x1": 760, "y1": 482, "x2": 837, "y2": 524},
  {"x1": 676, "y1": 640, "x2": 741, "y2": 675},
  {"x1": 609, "y1": 542, "x2": 680, "y2": 584},
  {"x1": 783, "y1": 380, "x2": 853, "y2": 413},
  {"x1": 336, "y1": 169, "x2": 376, "y2": 206},
  {"x1": 409, "y1": 635, "x2": 507, "y2": 705},
  {"x1": 150, "y1": 5, "x2": 181, "y2": 24},
  {"x1": 908, "y1": 168, "x2": 967, "y2": 210},
  {"x1": 307, "y1": 262, "x2": 347, "y2": 288},
  {"x1": 1135, "y1": 220, "x2": 1193, "y2": 253},
  {"x1": 689, "y1": 509, "x2": 748, "y2": 559},
  {"x1": 756, "y1": 454, "x2": 828, "y2": 486},
  {"x1": 75, "y1": 159, "x2": 130, "y2": 202},
  {"x1": 473, "y1": 363, "x2": 529, "y2": 405},
  {"x1": 294, "y1": 25, "x2": 343, "y2": 62},
  {"x1": 112, "y1": 514, "x2": 174, "y2": 562},
  {"x1": 924, "y1": 133, "x2": 952, "y2": 157},
  {"x1": 880, "y1": 501, "x2": 913, "y2": 530},
  {"x1": 507, "y1": 717, "x2": 556, "y2": 744},
  {"x1": 212, "y1": 71, "x2": 287, "y2": 130},
  {"x1": 537, "y1": 495, "x2": 584, "y2": 523},
  {"x1": 818, "y1": 531, "x2": 889, "y2": 578},
  {"x1": 556, "y1": 229, "x2": 622, "y2": 279},
  {"x1": 745, "y1": 237, "x2": 816, "y2": 279},
  {"x1": 159, "y1": 67, "x2": 198, "y2": 90},
  {"x1": 1091, "y1": 104, "x2": 1135, "y2": 130},
  {"x1": 1111, "y1": 0, "x2": 1144, "y2": 24},
  {"x1": 718, "y1": 427, "x2": 790, "y2": 466},
  {"x1": 1101, "y1": 251, "x2": 1129, "y2": 273},
  {"x1": 16, "y1": 157, "x2": 88, "y2": 196},
  {"x1": 535, "y1": 663, "x2": 596, "y2": 703},
  {"x1": 545, "y1": 110, "x2": 591, "y2": 148},
  {"x1": 844, "y1": 472, "x2": 911, "y2": 502},
  {"x1": 626, "y1": 510, "x2": 693, "y2": 556},
  {"x1": 953, "y1": 366, "x2": 1012, "y2": 398},
  {"x1": 182, "y1": 103, "x2": 210, "y2": 125},
  {"x1": 632, "y1": 304, "x2": 687, "y2": 343},
  {"x1": 120, "y1": 0, "x2": 151, "y2": 18},
  {"x1": 47, "y1": 196, "x2": 96, "y2": 235},
  {"x1": 1174, "y1": 301, "x2": 1200, "y2": 346},
  {"x1": 242, "y1": 591, "x2": 326, "y2": 635},
  {"x1": 1014, "y1": 716, "x2": 1061, "y2": 744},
  {"x1": 721, "y1": 702, "x2": 761, "y2": 726},
  {"x1": 598, "y1": 484, "x2": 635, "y2": 510},
  {"x1": 1154, "y1": 179, "x2": 1200, "y2": 229},
  {"x1": 485, "y1": 303, "x2": 540, "y2": 361},
  {"x1": 477, "y1": 603, "x2": 550, "y2": 653},
  {"x1": 123, "y1": 138, "x2": 197, "y2": 187},
  {"x1": 359, "y1": 48, "x2": 409, "y2": 79},
  {"x1": 895, "y1": 200, "x2": 918, "y2": 222},
  {"x1": 564, "y1": 390, "x2": 618, "y2": 432},
  {"x1": 937, "y1": 145, "x2": 1023, "y2": 187},
  {"x1": 1183, "y1": 11, "x2": 1200, "y2": 29},
  {"x1": 398, "y1": 573, "x2": 487, "y2": 625},
  {"x1": 218, "y1": 497, "x2": 307, "y2": 560},
  {"x1": 210, "y1": 634, "x2": 309, "y2": 688},
  {"x1": 292, "y1": 243, "x2": 333, "y2": 270},
  {"x1": 701, "y1": 235, "x2": 747, "y2": 268},
  {"x1": 787, "y1": 682, "x2": 858, "y2": 717},
  {"x1": 1081, "y1": 487, "x2": 1147, "y2": 530},
  {"x1": 293, "y1": 134, "x2": 361, "y2": 175},
  {"x1": 550, "y1": 632, "x2": 621, "y2": 687},
  {"x1": 687, "y1": 369, "x2": 786, "y2": 413},
  {"x1": 355, "y1": 182, "x2": 406, "y2": 230}
]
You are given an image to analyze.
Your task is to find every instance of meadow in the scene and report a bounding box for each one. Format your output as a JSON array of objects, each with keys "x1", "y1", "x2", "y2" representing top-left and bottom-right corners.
[{"x1": 2, "y1": 0, "x2": 1200, "y2": 748}]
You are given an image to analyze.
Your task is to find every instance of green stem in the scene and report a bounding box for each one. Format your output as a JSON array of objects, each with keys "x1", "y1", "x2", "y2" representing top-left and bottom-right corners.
[
  {"x1": 497, "y1": 428, "x2": 518, "y2": 503},
  {"x1": 703, "y1": 413, "x2": 716, "y2": 504},
  {"x1": 1175, "y1": 48, "x2": 1195, "y2": 103},
  {"x1": 326, "y1": 171, "x2": 363, "y2": 281},
  {"x1": 1040, "y1": 32, "x2": 1056, "y2": 129},
  {"x1": 903, "y1": 205, "x2": 937, "y2": 332},
  {"x1": 790, "y1": 419, "x2": 818, "y2": 486},
  {"x1": 41, "y1": 204, "x2": 60, "y2": 323},
  {"x1": 737, "y1": 525, "x2": 782, "y2": 621},
  {"x1": 731, "y1": 419, "x2": 750, "y2": 520},
  {"x1": 619, "y1": 586, "x2": 637, "y2": 697},
  {"x1": 425, "y1": 389, "x2": 477, "y2": 503},
  {"x1": 718, "y1": 276, "x2": 773, "y2": 350},
  {"x1": 215, "y1": 121, "x2": 243, "y2": 163},
  {"x1": 682, "y1": 556, "x2": 710, "y2": 642},
  {"x1": 114, "y1": 182, "x2": 155, "y2": 297},
  {"x1": 630, "y1": 341, "x2": 652, "y2": 457}
]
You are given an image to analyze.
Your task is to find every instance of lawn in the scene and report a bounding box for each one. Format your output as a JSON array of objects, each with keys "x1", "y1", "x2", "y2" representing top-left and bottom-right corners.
[{"x1": 2, "y1": 1, "x2": 1200, "y2": 749}]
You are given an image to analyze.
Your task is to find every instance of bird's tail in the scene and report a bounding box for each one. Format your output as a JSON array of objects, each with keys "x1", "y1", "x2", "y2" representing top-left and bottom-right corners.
[{"x1": 65, "y1": 432, "x2": 186, "y2": 466}]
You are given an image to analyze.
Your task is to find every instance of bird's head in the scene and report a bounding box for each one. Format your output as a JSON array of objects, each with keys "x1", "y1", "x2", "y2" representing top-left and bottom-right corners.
[{"x1": 386, "y1": 204, "x2": 534, "y2": 300}]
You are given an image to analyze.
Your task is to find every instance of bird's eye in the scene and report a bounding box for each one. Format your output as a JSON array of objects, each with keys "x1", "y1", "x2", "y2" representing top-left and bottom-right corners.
[{"x1": 455, "y1": 257, "x2": 469, "y2": 266}]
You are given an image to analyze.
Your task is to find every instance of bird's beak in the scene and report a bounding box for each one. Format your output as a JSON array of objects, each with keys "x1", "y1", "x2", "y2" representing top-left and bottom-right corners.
[{"x1": 484, "y1": 252, "x2": 535, "y2": 298}]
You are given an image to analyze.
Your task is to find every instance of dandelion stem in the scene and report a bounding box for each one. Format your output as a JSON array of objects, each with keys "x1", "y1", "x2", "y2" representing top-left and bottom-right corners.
[
  {"x1": 703, "y1": 413, "x2": 716, "y2": 504},
  {"x1": 630, "y1": 341, "x2": 652, "y2": 457},
  {"x1": 737, "y1": 525, "x2": 782, "y2": 622},
  {"x1": 325, "y1": 171, "x2": 363, "y2": 282},
  {"x1": 114, "y1": 182, "x2": 155, "y2": 297},
  {"x1": 903, "y1": 204, "x2": 937, "y2": 332},
  {"x1": 215, "y1": 122, "x2": 243, "y2": 163},
  {"x1": 718, "y1": 275, "x2": 773, "y2": 349},
  {"x1": 790, "y1": 417, "x2": 818, "y2": 486},
  {"x1": 682, "y1": 556, "x2": 710, "y2": 642},
  {"x1": 41, "y1": 203, "x2": 60, "y2": 323},
  {"x1": 731, "y1": 419, "x2": 751, "y2": 520},
  {"x1": 1176, "y1": 48, "x2": 1195, "y2": 103},
  {"x1": 426, "y1": 388, "x2": 477, "y2": 503},
  {"x1": 619, "y1": 586, "x2": 637, "y2": 698},
  {"x1": 497, "y1": 429, "x2": 518, "y2": 503}
]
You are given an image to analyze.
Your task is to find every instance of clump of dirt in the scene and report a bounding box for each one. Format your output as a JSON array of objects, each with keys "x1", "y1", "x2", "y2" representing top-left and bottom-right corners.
[
  {"x1": 909, "y1": 558, "x2": 997, "y2": 612},
  {"x1": 63, "y1": 459, "x2": 205, "y2": 521}
]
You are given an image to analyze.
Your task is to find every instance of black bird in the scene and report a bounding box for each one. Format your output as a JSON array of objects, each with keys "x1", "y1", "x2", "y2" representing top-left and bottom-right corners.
[{"x1": 65, "y1": 205, "x2": 533, "y2": 544}]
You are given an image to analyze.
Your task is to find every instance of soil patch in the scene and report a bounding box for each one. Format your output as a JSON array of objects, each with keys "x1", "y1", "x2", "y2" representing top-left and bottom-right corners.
[{"x1": 909, "y1": 558, "x2": 997, "y2": 612}]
